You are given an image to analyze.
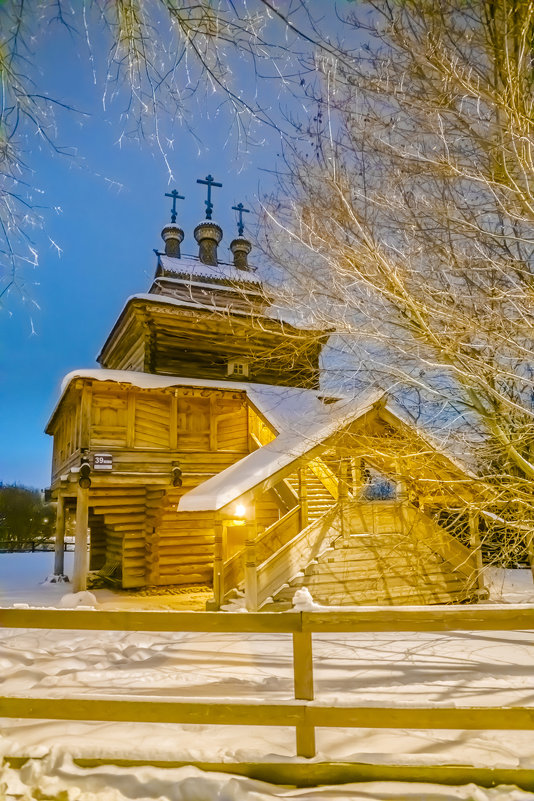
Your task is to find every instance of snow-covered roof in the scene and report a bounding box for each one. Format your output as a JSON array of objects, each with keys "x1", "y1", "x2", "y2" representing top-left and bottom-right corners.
[
  {"x1": 47, "y1": 369, "x2": 476, "y2": 501},
  {"x1": 158, "y1": 253, "x2": 261, "y2": 285},
  {"x1": 47, "y1": 368, "x2": 334, "y2": 433},
  {"x1": 124, "y1": 292, "x2": 264, "y2": 320},
  {"x1": 178, "y1": 390, "x2": 385, "y2": 512}
]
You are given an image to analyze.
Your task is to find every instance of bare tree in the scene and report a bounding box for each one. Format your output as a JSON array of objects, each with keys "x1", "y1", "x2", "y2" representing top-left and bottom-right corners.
[
  {"x1": 260, "y1": 0, "x2": 534, "y2": 569},
  {"x1": 0, "y1": 0, "x2": 322, "y2": 304}
]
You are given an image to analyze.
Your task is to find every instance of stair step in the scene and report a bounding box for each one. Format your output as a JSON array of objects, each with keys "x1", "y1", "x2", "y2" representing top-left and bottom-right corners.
[
  {"x1": 301, "y1": 555, "x2": 446, "y2": 576},
  {"x1": 333, "y1": 534, "x2": 412, "y2": 547}
]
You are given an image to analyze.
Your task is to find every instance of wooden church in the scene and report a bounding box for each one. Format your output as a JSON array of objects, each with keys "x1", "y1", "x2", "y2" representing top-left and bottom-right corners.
[{"x1": 46, "y1": 179, "x2": 485, "y2": 608}]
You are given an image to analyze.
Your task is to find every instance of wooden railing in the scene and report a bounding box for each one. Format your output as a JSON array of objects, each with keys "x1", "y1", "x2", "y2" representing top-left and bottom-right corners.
[
  {"x1": 400, "y1": 503, "x2": 479, "y2": 581},
  {"x1": 255, "y1": 506, "x2": 341, "y2": 607},
  {"x1": 1, "y1": 605, "x2": 533, "y2": 771},
  {"x1": 221, "y1": 506, "x2": 302, "y2": 605},
  {"x1": 348, "y1": 500, "x2": 480, "y2": 586},
  {"x1": 308, "y1": 457, "x2": 339, "y2": 500}
]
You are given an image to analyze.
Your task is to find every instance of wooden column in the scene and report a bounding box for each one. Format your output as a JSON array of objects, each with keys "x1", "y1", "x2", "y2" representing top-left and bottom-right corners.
[
  {"x1": 79, "y1": 383, "x2": 92, "y2": 450},
  {"x1": 212, "y1": 517, "x2": 226, "y2": 610},
  {"x1": 244, "y1": 526, "x2": 258, "y2": 612},
  {"x1": 73, "y1": 484, "x2": 89, "y2": 593},
  {"x1": 298, "y1": 468, "x2": 308, "y2": 529},
  {"x1": 469, "y1": 509, "x2": 485, "y2": 593},
  {"x1": 395, "y1": 458, "x2": 408, "y2": 501},
  {"x1": 338, "y1": 456, "x2": 350, "y2": 540},
  {"x1": 53, "y1": 494, "x2": 66, "y2": 576},
  {"x1": 126, "y1": 392, "x2": 136, "y2": 448}
]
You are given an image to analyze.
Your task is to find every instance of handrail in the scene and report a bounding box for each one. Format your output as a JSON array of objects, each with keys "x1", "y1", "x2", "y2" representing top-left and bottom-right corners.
[
  {"x1": 2, "y1": 604, "x2": 534, "y2": 633},
  {"x1": 256, "y1": 505, "x2": 340, "y2": 607},
  {"x1": 223, "y1": 505, "x2": 301, "y2": 600},
  {"x1": 308, "y1": 457, "x2": 338, "y2": 500},
  {"x1": 400, "y1": 502, "x2": 478, "y2": 580}
]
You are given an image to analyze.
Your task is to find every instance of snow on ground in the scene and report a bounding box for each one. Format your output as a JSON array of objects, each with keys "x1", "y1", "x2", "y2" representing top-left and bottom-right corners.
[
  {"x1": 1, "y1": 553, "x2": 534, "y2": 799},
  {"x1": 0, "y1": 552, "x2": 211, "y2": 610},
  {"x1": 485, "y1": 568, "x2": 534, "y2": 604}
]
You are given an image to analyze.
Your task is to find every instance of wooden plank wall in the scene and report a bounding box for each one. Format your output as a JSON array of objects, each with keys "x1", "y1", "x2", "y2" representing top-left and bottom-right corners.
[{"x1": 52, "y1": 382, "x2": 259, "y2": 588}]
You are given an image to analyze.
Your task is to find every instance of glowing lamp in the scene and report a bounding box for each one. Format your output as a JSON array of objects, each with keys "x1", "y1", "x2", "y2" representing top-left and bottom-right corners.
[{"x1": 235, "y1": 503, "x2": 246, "y2": 519}]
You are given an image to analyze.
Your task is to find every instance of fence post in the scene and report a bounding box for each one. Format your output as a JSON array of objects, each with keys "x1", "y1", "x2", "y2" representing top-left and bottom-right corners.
[
  {"x1": 293, "y1": 631, "x2": 314, "y2": 700},
  {"x1": 54, "y1": 493, "x2": 66, "y2": 576},
  {"x1": 296, "y1": 709, "x2": 316, "y2": 758},
  {"x1": 73, "y1": 484, "x2": 89, "y2": 593}
]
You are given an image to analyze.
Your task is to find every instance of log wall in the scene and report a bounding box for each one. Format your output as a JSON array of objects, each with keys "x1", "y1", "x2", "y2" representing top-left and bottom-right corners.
[{"x1": 48, "y1": 380, "x2": 265, "y2": 588}]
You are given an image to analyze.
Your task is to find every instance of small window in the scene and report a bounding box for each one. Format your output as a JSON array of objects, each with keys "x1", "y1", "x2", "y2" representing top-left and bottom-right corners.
[{"x1": 227, "y1": 360, "x2": 249, "y2": 378}]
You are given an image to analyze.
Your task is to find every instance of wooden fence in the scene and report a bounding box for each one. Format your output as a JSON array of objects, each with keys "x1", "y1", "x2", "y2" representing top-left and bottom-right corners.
[
  {"x1": 0, "y1": 539, "x2": 74, "y2": 553},
  {"x1": 1, "y1": 605, "x2": 534, "y2": 788}
]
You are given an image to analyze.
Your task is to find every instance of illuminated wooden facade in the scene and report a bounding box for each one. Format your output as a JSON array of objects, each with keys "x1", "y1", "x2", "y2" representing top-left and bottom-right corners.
[{"x1": 46, "y1": 205, "x2": 485, "y2": 605}]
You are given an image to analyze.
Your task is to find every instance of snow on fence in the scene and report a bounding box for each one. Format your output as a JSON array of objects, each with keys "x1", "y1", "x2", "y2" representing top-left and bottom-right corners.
[{"x1": 1, "y1": 605, "x2": 534, "y2": 785}]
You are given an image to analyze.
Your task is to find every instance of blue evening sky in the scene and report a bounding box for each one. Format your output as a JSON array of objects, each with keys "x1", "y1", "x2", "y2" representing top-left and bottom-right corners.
[{"x1": 0, "y1": 4, "x2": 340, "y2": 489}]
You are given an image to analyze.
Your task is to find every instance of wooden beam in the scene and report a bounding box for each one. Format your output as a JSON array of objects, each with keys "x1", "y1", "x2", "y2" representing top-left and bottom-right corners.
[
  {"x1": 4, "y1": 695, "x2": 533, "y2": 731},
  {"x1": 1, "y1": 605, "x2": 533, "y2": 635},
  {"x1": 292, "y1": 631, "x2": 314, "y2": 700},
  {"x1": 244, "y1": 527, "x2": 258, "y2": 612},
  {"x1": 79, "y1": 383, "x2": 92, "y2": 450},
  {"x1": 126, "y1": 392, "x2": 136, "y2": 448},
  {"x1": 73, "y1": 483, "x2": 89, "y2": 592},
  {"x1": 5, "y1": 757, "x2": 534, "y2": 792},
  {"x1": 298, "y1": 469, "x2": 308, "y2": 529},
  {"x1": 53, "y1": 493, "x2": 66, "y2": 576},
  {"x1": 212, "y1": 518, "x2": 226, "y2": 610}
]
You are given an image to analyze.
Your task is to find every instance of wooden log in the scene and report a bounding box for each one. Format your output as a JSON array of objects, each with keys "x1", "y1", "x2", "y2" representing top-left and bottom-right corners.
[
  {"x1": 80, "y1": 384, "x2": 92, "y2": 450},
  {"x1": 53, "y1": 494, "x2": 66, "y2": 576},
  {"x1": 73, "y1": 484, "x2": 89, "y2": 592},
  {"x1": 298, "y1": 469, "x2": 308, "y2": 529},
  {"x1": 245, "y1": 531, "x2": 258, "y2": 612},
  {"x1": 213, "y1": 519, "x2": 225, "y2": 609}
]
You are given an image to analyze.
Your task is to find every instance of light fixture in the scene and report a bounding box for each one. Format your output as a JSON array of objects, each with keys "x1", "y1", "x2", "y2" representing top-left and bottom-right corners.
[{"x1": 235, "y1": 503, "x2": 246, "y2": 519}]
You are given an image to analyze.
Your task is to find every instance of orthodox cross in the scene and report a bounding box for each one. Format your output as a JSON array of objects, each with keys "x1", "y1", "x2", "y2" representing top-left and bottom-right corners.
[
  {"x1": 197, "y1": 174, "x2": 222, "y2": 220},
  {"x1": 232, "y1": 202, "x2": 250, "y2": 237},
  {"x1": 165, "y1": 189, "x2": 185, "y2": 224}
]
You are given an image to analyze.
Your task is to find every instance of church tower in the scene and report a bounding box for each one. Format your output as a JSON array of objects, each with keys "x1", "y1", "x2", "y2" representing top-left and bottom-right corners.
[
  {"x1": 45, "y1": 178, "x2": 328, "y2": 592},
  {"x1": 98, "y1": 178, "x2": 325, "y2": 387},
  {"x1": 45, "y1": 177, "x2": 481, "y2": 608}
]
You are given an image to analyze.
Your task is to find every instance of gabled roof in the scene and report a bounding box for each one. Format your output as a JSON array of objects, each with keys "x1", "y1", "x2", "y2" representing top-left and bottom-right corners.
[
  {"x1": 178, "y1": 391, "x2": 479, "y2": 513},
  {"x1": 177, "y1": 390, "x2": 386, "y2": 512},
  {"x1": 46, "y1": 368, "x2": 333, "y2": 433}
]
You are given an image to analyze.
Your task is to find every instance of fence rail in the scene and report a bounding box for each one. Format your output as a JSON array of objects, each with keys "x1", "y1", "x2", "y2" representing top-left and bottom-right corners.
[
  {"x1": 0, "y1": 539, "x2": 74, "y2": 553},
  {"x1": 1, "y1": 605, "x2": 533, "y2": 763}
]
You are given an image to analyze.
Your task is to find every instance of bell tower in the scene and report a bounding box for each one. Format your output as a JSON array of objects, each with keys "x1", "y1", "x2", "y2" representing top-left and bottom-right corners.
[{"x1": 97, "y1": 178, "x2": 327, "y2": 387}]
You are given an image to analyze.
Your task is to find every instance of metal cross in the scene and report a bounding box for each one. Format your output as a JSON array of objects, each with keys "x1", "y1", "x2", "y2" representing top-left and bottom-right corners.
[
  {"x1": 232, "y1": 202, "x2": 250, "y2": 237},
  {"x1": 165, "y1": 189, "x2": 185, "y2": 224},
  {"x1": 197, "y1": 174, "x2": 222, "y2": 220}
]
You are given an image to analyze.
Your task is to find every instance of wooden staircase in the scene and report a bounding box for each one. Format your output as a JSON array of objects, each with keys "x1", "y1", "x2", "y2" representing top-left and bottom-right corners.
[
  {"x1": 260, "y1": 501, "x2": 479, "y2": 608},
  {"x1": 286, "y1": 465, "x2": 338, "y2": 522}
]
